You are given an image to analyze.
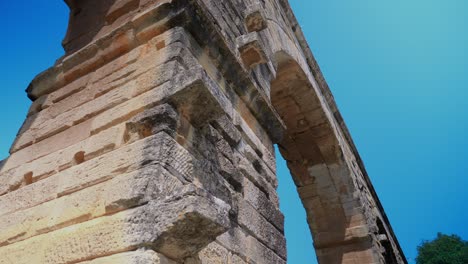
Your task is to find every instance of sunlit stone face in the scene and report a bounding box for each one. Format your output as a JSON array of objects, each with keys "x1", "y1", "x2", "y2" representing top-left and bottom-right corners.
[{"x1": 0, "y1": 0, "x2": 406, "y2": 263}]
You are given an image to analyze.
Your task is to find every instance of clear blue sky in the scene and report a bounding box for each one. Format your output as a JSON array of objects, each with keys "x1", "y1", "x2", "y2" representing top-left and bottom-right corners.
[{"x1": 1, "y1": 1, "x2": 467, "y2": 263}]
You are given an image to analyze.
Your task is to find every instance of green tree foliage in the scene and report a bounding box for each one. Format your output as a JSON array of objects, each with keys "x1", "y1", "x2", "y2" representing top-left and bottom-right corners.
[{"x1": 416, "y1": 233, "x2": 468, "y2": 264}]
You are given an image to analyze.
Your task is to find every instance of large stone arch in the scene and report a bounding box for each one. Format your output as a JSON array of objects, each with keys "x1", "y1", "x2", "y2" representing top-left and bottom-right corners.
[
  {"x1": 270, "y1": 51, "x2": 383, "y2": 263},
  {"x1": 0, "y1": 0, "x2": 406, "y2": 263},
  {"x1": 235, "y1": 1, "x2": 405, "y2": 260}
]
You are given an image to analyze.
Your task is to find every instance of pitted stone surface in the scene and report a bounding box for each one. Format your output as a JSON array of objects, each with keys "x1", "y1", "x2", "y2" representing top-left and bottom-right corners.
[{"x1": 0, "y1": 0, "x2": 405, "y2": 263}]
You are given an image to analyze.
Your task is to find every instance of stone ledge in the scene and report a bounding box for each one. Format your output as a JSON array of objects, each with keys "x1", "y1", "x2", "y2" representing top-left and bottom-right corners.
[
  {"x1": 0, "y1": 186, "x2": 230, "y2": 263},
  {"x1": 0, "y1": 164, "x2": 183, "y2": 246},
  {"x1": 0, "y1": 132, "x2": 194, "y2": 216},
  {"x1": 27, "y1": 0, "x2": 182, "y2": 100}
]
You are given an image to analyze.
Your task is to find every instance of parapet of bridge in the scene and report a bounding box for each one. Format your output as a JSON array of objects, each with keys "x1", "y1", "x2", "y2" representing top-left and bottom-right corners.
[{"x1": 0, "y1": 0, "x2": 407, "y2": 263}]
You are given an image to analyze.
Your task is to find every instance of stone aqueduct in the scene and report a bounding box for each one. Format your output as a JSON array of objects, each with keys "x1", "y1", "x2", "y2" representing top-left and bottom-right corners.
[{"x1": 0, "y1": 0, "x2": 406, "y2": 263}]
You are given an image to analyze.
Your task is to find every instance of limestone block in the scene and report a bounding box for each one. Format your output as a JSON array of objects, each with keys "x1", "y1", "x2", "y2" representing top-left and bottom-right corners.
[
  {"x1": 235, "y1": 153, "x2": 279, "y2": 207},
  {"x1": 79, "y1": 249, "x2": 177, "y2": 264},
  {"x1": 0, "y1": 125, "x2": 124, "y2": 195},
  {"x1": 315, "y1": 241, "x2": 379, "y2": 264},
  {"x1": 198, "y1": 242, "x2": 229, "y2": 264},
  {"x1": 0, "y1": 164, "x2": 183, "y2": 246},
  {"x1": 232, "y1": 110, "x2": 276, "y2": 172},
  {"x1": 242, "y1": 177, "x2": 284, "y2": 231},
  {"x1": 229, "y1": 254, "x2": 247, "y2": 264},
  {"x1": 168, "y1": 71, "x2": 232, "y2": 128},
  {"x1": 26, "y1": 2, "x2": 186, "y2": 100},
  {"x1": 238, "y1": 142, "x2": 277, "y2": 187},
  {"x1": 212, "y1": 115, "x2": 242, "y2": 147},
  {"x1": 40, "y1": 71, "x2": 88, "y2": 110},
  {"x1": 106, "y1": 0, "x2": 140, "y2": 24},
  {"x1": 0, "y1": 132, "x2": 194, "y2": 216},
  {"x1": 217, "y1": 227, "x2": 286, "y2": 264},
  {"x1": 26, "y1": 94, "x2": 47, "y2": 117},
  {"x1": 25, "y1": 65, "x2": 64, "y2": 101},
  {"x1": 12, "y1": 85, "x2": 131, "y2": 153},
  {"x1": 237, "y1": 200, "x2": 286, "y2": 258},
  {"x1": 151, "y1": 186, "x2": 232, "y2": 260},
  {"x1": 87, "y1": 45, "x2": 141, "y2": 87},
  {"x1": 0, "y1": 168, "x2": 23, "y2": 197},
  {"x1": 124, "y1": 103, "x2": 179, "y2": 142},
  {"x1": 214, "y1": 134, "x2": 235, "y2": 162},
  {"x1": 92, "y1": 65, "x2": 231, "y2": 135},
  {"x1": 0, "y1": 187, "x2": 230, "y2": 263},
  {"x1": 62, "y1": 30, "x2": 136, "y2": 92},
  {"x1": 90, "y1": 71, "x2": 183, "y2": 134},
  {"x1": 191, "y1": 158, "x2": 233, "y2": 207},
  {"x1": 237, "y1": 32, "x2": 268, "y2": 69},
  {"x1": 243, "y1": 3, "x2": 267, "y2": 33},
  {"x1": 132, "y1": 0, "x2": 183, "y2": 44},
  {"x1": 87, "y1": 27, "x2": 191, "y2": 88},
  {"x1": 201, "y1": 126, "x2": 241, "y2": 192},
  {"x1": 12, "y1": 58, "x2": 182, "y2": 153},
  {"x1": 4, "y1": 118, "x2": 93, "y2": 169}
]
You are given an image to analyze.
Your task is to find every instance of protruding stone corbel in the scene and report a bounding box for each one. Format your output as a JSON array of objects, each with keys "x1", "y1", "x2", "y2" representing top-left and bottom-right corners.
[
  {"x1": 169, "y1": 69, "x2": 232, "y2": 127},
  {"x1": 243, "y1": 3, "x2": 267, "y2": 32},
  {"x1": 236, "y1": 32, "x2": 268, "y2": 69}
]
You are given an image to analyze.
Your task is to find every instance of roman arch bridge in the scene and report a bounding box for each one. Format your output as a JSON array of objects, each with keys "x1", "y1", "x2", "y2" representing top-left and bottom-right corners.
[{"x1": 0, "y1": 0, "x2": 406, "y2": 263}]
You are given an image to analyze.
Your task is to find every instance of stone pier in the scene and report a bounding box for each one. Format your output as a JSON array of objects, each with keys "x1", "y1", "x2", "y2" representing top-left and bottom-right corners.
[{"x1": 0, "y1": 0, "x2": 406, "y2": 263}]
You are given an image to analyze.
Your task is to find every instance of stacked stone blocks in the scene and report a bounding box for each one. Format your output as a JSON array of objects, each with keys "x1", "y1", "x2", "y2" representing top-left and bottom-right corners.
[{"x1": 0, "y1": 0, "x2": 406, "y2": 263}]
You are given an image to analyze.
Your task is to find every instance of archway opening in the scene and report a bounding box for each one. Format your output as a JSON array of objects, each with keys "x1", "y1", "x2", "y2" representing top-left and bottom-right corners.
[{"x1": 271, "y1": 53, "x2": 369, "y2": 263}]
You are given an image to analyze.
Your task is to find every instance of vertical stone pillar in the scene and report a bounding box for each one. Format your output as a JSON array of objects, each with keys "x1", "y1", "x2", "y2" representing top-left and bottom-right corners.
[{"x1": 0, "y1": 1, "x2": 286, "y2": 263}]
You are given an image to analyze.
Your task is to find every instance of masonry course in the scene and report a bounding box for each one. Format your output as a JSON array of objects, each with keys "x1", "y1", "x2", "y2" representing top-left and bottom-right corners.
[{"x1": 0, "y1": 0, "x2": 406, "y2": 263}]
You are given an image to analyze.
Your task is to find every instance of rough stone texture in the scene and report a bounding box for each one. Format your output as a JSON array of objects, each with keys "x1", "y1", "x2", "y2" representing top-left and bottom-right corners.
[
  {"x1": 0, "y1": 0, "x2": 406, "y2": 263},
  {"x1": 78, "y1": 249, "x2": 178, "y2": 264}
]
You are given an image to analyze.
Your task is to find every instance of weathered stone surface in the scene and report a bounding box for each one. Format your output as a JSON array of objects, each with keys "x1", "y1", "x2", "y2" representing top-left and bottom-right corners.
[
  {"x1": 212, "y1": 115, "x2": 242, "y2": 147},
  {"x1": 0, "y1": 187, "x2": 229, "y2": 263},
  {"x1": 0, "y1": 0, "x2": 406, "y2": 263},
  {"x1": 12, "y1": 60, "x2": 182, "y2": 153},
  {"x1": 0, "y1": 132, "x2": 194, "y2": 216},
  {"x1": 31, "y1": 43, "x2": 179, "y2": 126},
  {"x1": 124, "y1": 103, "x2": 179, "y2": 141},
  {"x1": 0, "y1": 125, "x2": 124, "y2": 195},
  {"x1": 244, "y1": 4, "x2": 268, "y2": 33},
  {"x1": 217, "y1": 227, "x2": 286, "y2": 264},
  {"x1": 237, "y1": 32, "x2": 268, "y2": 69},
  {"x1": 235, "y1": 152, "x2": 279, "y2": 207},
  {"x1": 90, "y1": 66, "x2": 230, "y2": 135},
  {"x1": 242, "y1": 177, "x2": 284, "y2": 232},
  {"x1": 237, "y1": 199, "x2": 286, "y2": 258},
  {"x1": 198, "y1": 242, "x2": 229, "y2": 264},
  {"x1": 7, "y1": 117, "x2": 94, "y2": 168},
  {"x1": 229, "y1": 254, "x2": 248, "y2": 264},
  {"x1": 0, "y1": 164, "x2": 183, "y2": 246},
  {"x1": 79, "y1": 249, "x2": 177, "y2": 264}
]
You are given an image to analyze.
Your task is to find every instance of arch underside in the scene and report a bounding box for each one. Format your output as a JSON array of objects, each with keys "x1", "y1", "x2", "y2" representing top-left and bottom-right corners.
[{"x1": 271, "y1": 55, "x2": 397, "y2": 263}]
